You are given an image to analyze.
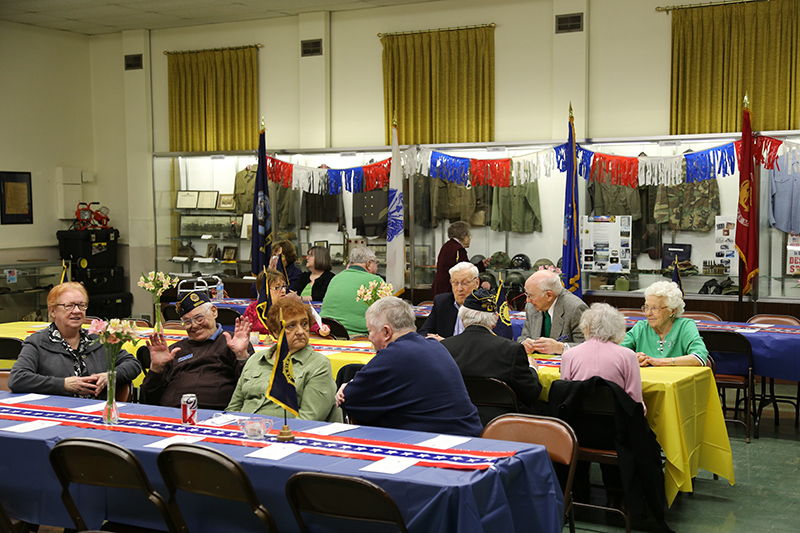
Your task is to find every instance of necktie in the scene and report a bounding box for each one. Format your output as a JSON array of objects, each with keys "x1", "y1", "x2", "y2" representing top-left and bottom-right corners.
[{"x1": 542, "y1": 311, "x2": 551, "y2": 338}]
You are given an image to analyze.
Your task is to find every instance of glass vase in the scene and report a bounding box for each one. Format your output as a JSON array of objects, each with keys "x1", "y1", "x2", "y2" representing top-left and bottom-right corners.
[
  {"x1": 104, "y1": 370, "x2": 119, "y2": 425},
  {"x1": 153, "y1": 299, "x2": 164, "y2": 335}
]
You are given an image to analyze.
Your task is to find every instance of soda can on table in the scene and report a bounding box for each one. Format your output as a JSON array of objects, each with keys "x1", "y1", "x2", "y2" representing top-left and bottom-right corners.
[{"x1": 181, "y1": 393, "x2": 198, "y2": 425}]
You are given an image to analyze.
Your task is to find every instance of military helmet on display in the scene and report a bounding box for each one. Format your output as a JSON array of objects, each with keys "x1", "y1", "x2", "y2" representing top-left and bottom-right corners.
[
  {"x1": 479, "y1": 271, "x2": 498, "y2": 289},
  {"x1": 509, "y1": 254, "x2": 531, "y2": 270},
  {"x1": 470, "y1": 254, "x2": 486, "y2": 265},
  {"x1": 557, "y1": 257, "x2": 563, "y2": 270},
  {"x1": 489, "y1": 251, "x2": 511, "y2": 270},
  {"x1": 505, "y1": 271, "x2": 526, "y2": 289},
  {"x1": 533, "y1": 257, "x2": 555, "y2": 270}
]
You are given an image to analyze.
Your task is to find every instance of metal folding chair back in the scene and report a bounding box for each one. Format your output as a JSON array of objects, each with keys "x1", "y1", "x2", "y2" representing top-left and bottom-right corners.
[
  {"x1": 48, "y1": 437, "x2": 178, "y2": 533},
  {"x1": 320, "y1": 317, "x2": 350, "y2": 340},
  {"x1": 216, "y1": 307, "x2": 242, "y2": 326},
  {"x1": 463, "y1": 377, "x2": 520, "y2": 427},
  {"x1": 682, "y1": 311, "x2": 723, "y2": 321},
  {"x1": 699, "y1": 330, "x2": 755, "y2": 442},
  {"x1": 157, "y1": 443, "x2": 278, "y2": 532},
  {"x1": 747, "y1": 314, "x2": 800, "y2": 326},
  {"x1": 482, "y1": 414, "x2": 579, "y2": 533},
  {"x1": 0, "y1": 337, "x2": 23, "y2": 360},
  {"x1": 286, "y1": 471, "x2": 408, "y2": 532}
]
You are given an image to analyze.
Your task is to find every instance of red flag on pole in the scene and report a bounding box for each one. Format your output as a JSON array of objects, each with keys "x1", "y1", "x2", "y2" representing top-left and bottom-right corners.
[{"x1": 735, "y1": 100, "x2": 758, "y2": 296}]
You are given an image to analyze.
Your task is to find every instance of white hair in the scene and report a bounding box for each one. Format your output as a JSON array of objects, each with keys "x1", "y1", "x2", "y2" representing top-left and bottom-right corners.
[
  {"x1": 349, "y1": 245, "x2": 377, "y2": 265},
  {"x1": 579, "y1": 302, "x2": 626, "y2": 344},
  {"x1": 644, "y1": 281, "x2": 685, "y2": 317},
  {"x1": 450, "y1": 261, "x2": 479, "y2": 279},
  {"x1": 365, "y1": 296, "x2": 416, "y2": 332},
  {"x1": 458, "y1": 306, "x2": 497, "y2": 329}
]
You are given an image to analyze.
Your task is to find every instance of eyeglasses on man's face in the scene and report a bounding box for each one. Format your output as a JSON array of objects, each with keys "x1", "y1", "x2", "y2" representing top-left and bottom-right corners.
[
  {"x1": 55, "y1": 302, "x2": 89, "y2": 312},
  {"x1": 181, "y1": 307, "x2": 212, "y2": 328},
  {"x1": 641, "y1": 305, "x2": 668, "y2": 314},
  {"x1": 451, "y1": 277, "x2": 477, "y2": 288}
]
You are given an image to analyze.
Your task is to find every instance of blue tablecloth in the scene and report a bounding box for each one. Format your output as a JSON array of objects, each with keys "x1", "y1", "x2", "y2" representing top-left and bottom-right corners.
[
  {"x1": 0, "y1": 392, "x2": 563, "y2": 532},
  {"x1": 626, "y1": 317, "x2": 800, "y2": 381}
]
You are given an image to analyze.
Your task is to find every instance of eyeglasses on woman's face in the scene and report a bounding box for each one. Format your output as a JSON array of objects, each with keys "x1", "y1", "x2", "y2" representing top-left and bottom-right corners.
[
  {"x1": 270, "y1": 284, "x2": 288, "y2": 292},
  {"x1": 55, "y1": 302, "x2": 88, "y2": 312},
  {"x1": 641, "y1": 305, "x2": 668, "y2": 314}
]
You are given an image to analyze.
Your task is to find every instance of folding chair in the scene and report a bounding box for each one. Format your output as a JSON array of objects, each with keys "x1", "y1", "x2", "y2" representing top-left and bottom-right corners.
[
  {"x1": 286, "y1": 472, "x2": 407, "y2": 532},
  {"x1": 0, "y1": 337, "x2": 23, "y2": 360},
  {"x1": 157, "y1": 443, "x2": 278, "y2": 532},
  {"x1": 463, "y1": 377, "x2": 520, "y2": 427},
  {"x1": 320, "y1": 317, "x2": 349, "y2": 340},
  {"x1": 0, "y1": 499, "x2": 27, "y2": 533},
  {"x1": 48, "y1": 437, "x2": 179, "y2": 533},
  {"x1": 216, "y1": 307, "x2": 242, "y2": 326},
  {"x1": 482, "y1": 414, "x2": 578, "y2": 533},
  {"x1": 747, "y1": 314, "x2": 800, "y2": 429},
  {"x1": 700, "y1": 330, "x2": 756, "y2": 442},
  {"x1": 682, "y1": 311, "x2": 722, "y2": 321}
]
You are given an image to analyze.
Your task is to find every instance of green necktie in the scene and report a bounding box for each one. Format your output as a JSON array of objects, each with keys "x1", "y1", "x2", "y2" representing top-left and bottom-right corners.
[{"x1": 542, "y1": 311, "x2": 551, "y2": 338}]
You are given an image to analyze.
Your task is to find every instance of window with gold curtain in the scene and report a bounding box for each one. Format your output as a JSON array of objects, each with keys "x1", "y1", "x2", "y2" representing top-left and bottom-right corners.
[
  {"x1": 167, "y1": 46, "x2": 259, "y2": 151},
  {"x1": 670, "y1": 0, "x2": 800, "y2": 134},
  {"x1": 381, "y1": 25, "x2": 495, "y2": 145}
]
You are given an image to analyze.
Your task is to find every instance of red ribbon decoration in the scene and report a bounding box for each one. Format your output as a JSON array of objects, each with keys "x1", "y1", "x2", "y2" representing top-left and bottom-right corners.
[
  {"x1": 470, "y1": 158, "x2": 511, "y2": 187},
  {"x1": 362, "y1": 158, "x2": 391, "y2": 191},
  {"x1": 590, "y1": 153, "x2": 639, "y2": 188},
  {"x1": 265, "y1": 155, "x2": 294, "y2": 188}
]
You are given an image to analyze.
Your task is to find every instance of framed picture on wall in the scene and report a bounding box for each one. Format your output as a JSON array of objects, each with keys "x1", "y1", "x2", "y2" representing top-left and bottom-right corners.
[
  {"x1": 222, "y1": 246, "x2": 238, "y2": 261},
  {"x1": 197, "y1": 191, "x2": 219, "y2": 209},
  {"x1": 206, "y1": 243, "x2": 218, "y2": 259},
  {"x1": 217, "y1": 194, "x2": 236, "y2": 210},
  {"x1": 176, "y1": 190, "x2": 199, "y2": 209},
  {"x1": 0, "y1": 171, "x2": 33, "y2": 225},
  {"x1": 313, "y1": 240, "x2": 329, "y2": 249}
]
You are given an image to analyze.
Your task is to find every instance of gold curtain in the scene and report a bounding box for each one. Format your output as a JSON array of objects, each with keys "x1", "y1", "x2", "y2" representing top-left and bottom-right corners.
[
  {"x1": 670, "y1": 0, "x2": 800, "y2": 134},
  {"x1": 167, "y1": 46, "x2": 259, "y2": 151},
  {"x1": 382, "y1": 26, "x2": 495, "y2": 145}
]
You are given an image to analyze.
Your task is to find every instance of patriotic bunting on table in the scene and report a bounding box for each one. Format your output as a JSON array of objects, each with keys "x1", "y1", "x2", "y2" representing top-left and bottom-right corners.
[{"x1": 0, "y1": 403, "x2": 513, "y2": 470}]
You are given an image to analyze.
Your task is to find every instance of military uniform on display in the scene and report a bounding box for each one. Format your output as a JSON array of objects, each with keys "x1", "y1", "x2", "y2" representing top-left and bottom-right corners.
[
  {"x1": 490, "y1": 181, "x2": 542, "y2": 233},
  {"x1": 233, "y1": 165, "x2": 257, "y2": 215}
]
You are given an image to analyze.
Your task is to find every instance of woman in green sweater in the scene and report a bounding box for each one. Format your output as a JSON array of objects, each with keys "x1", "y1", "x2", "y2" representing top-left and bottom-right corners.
[{"x1": 621, "y1": 280, "x2": 709, "y2": 367}]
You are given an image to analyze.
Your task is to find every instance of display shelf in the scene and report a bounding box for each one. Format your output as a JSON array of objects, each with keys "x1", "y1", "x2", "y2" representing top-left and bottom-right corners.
[{"x1": 0, "y1": 261, "x2": 67, "y2": 322}]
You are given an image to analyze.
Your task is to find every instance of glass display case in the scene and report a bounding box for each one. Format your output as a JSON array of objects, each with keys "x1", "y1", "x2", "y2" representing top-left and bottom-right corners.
[
  {"x1": 0, "y1": 261, "x2": 67, "y2": 322},
  {"x1": 152, "y1": 129, "x2": 800, "y2": 307}
]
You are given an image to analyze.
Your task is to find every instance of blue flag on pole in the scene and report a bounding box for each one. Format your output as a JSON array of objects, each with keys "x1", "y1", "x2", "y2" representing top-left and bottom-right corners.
[
  {"x1": 266, "y1": 314, "x2": 299, "y2": 416},
  {"x1": 255, "y1": 267, "x2": 271, "y2": 331},
  {"x1": 492, "y1": 277, "x2": 514, "y2": 340},
  {"x1": 251, "y1": 130, "x2": 272, "y2": 276},
  {"x1": 562, "y1": 111, "x2": 582, "y2": 298}
]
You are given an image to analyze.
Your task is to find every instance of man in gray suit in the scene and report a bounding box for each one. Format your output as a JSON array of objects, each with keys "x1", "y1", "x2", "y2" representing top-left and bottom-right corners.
[{"x1": 519, "y1": 269, "x2": 588, "y2": 355}]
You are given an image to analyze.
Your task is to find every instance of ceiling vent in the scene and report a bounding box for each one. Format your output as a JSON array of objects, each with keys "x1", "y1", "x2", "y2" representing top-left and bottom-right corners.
[
  {"x1": 555, "y1": 13, "x2": 583, "y2": 34},
  {"x1": 124, "y1": 54, "x2": 143, "y2": 70},
  {"x1": 301, "y1": 39, "x2": 323, "y2": 57}
]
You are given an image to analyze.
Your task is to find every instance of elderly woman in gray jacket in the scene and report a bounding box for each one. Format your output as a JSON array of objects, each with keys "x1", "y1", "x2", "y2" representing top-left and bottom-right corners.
[{"x1": 8, "y1": 282, "x2": 141, "y2": 398}]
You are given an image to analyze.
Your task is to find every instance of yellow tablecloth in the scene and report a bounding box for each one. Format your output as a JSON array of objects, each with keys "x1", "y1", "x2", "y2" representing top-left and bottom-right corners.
[
  {"x1": 538, "y1": 364, "x2": 735, "y2": 506},
  {"x1": 0, "y1": 322, "x2": 376, "y2": 385}
]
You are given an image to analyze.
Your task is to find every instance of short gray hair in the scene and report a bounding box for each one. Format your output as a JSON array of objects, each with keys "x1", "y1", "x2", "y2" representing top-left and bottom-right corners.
[
  {"x1": 450, "y1": 261, "x2": 479, "y2": 279},
  {"x1": 579, "y1": 302, "x2": 626, "y2": 344},
  {"x1": 534, "y1": 270, "x2": 563, "y2": 296},
  {"x1": 644, "y1": 281, "x2": 685, "y2": 317},
  {"x1": 365, "y1": 296, "x2": 416, "y2": 332},
  {"x1": 349, "y1": 245, "x2": 377, "y2": 265},
  {"x1": 447, "y1": 221, "x2": 471, "y2": 240},
  {"x1": 458, "y1": 306, "x2": 497, "y2": 329}
]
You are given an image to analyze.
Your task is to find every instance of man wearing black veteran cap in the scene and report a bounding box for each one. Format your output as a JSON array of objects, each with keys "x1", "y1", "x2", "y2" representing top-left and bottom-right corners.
[
  {"x1": 441, "y1": 287, "x2": 542, "y2": 413},
  {"x1": 140, "y1": 291, "x2": 254, "y2": 410}
]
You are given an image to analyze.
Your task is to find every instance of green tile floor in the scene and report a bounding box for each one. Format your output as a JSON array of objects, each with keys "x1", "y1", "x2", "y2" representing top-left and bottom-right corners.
[{"x1": 573, "y1": 384, "x2": 800, "y2": 532}]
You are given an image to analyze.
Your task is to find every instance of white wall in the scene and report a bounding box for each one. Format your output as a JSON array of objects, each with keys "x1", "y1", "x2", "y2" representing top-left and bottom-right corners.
[{"x1": 0, "y1": 22, "x2": 94, "y2": 252}]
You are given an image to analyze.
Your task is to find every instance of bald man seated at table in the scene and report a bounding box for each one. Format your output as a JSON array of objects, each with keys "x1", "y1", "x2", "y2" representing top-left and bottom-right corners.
[
  {"x1": 140, "y1": 291, "x2": 254, "y2": 410},
  {"x1": 519, "y1": 269, "x2": 588, "y2": 355},
  {"x1": 336, "y1": 296, "x2": 483, "y2": 437}
]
